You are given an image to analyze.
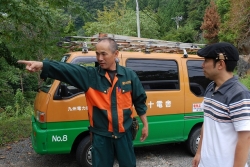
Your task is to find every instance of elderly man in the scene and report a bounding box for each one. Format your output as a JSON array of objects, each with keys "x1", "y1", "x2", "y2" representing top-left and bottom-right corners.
[{"x1": 18, "y1": 38, "x2": 148, "y2": 167}]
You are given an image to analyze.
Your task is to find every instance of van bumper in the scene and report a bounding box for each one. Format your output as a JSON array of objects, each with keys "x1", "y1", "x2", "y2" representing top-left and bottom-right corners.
[{"x1": 31, "y1": 115, "x2": 47, "y2": 154}]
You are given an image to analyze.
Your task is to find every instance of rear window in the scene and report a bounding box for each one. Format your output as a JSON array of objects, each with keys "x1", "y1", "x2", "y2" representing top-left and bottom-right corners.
[
  {"x1": 126, "y1": 59, "x2": 179, "y2": 90},
  {"x1": 187, "y1": 60, "x2": 211, "y2": 96}
]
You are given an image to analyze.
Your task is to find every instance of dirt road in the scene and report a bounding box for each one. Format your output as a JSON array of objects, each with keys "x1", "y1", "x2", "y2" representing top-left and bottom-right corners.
[{"x1": 0, "y1": 137, "x2": 249, "y2": 167}]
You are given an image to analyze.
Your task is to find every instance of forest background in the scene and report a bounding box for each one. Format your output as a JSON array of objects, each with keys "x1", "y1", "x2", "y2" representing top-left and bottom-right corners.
[{"x1": 0, "y1": 0, "x2": 250, "y2": 145}]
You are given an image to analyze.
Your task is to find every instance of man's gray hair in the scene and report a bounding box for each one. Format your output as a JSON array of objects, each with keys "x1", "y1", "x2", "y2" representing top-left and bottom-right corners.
[{"x1": 97, "y1": 38, "x2": 118, "y2": 53}]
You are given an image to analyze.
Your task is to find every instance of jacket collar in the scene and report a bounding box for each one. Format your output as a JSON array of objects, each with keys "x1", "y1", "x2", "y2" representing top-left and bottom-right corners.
[{"x1": 98, "y1": 63, "x2": 125, "y2": 76}]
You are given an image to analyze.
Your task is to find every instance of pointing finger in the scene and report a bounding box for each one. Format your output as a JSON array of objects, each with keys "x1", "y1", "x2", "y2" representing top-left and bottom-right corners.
[{"x1": 17, "y1": 60, "x2": 31, "y2": 65}]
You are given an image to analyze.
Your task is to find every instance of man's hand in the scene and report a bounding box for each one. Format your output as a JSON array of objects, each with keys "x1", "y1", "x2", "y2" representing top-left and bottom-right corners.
[
  {"x1": 140, "y1": 125, "x2": 148, "y2": 142},
  {"x1": 139, "y1": 114, "x2": 148, "y2": 142},
  {"x1": 17, "y1": 60, "x2": 43, "y2": 72},
  {"x1": 192, "y1": 124, "x2": 203, "y2": 167},
  {"x1": 192, "y1": 153, "x2": 201, "y2": 167},
  {"x1": 233, "y1": 131, "x2": 250, "y2": 167}
]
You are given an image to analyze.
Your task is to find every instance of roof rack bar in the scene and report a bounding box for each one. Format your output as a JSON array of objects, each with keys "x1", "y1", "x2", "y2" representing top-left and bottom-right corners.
[{"x1": 58, "y1": 33, "x2": 205, "y2": 53}]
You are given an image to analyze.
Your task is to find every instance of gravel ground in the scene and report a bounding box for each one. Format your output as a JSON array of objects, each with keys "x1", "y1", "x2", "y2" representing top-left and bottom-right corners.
[{"x1": 0, "y1": 137, "x2": 249, "y2": 167}]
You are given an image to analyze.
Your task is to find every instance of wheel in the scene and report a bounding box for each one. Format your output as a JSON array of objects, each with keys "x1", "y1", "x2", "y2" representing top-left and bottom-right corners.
[
  {"x1": 76, "y1": 135, "x2": 92, "y2": 167},
  {"x1": 186, "y1": 127, "x2": 201, "y2": 156}
]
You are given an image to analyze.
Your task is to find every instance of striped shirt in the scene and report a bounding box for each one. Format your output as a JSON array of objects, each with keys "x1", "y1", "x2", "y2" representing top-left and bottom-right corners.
[{"x1": 199, "y1": 76, "x2": 250, "y2": 167}]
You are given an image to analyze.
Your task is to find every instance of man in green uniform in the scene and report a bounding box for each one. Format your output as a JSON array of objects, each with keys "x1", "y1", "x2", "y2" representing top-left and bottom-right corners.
[{"x1": 18, "y1": 38, "x2": 148, "y2": 167}]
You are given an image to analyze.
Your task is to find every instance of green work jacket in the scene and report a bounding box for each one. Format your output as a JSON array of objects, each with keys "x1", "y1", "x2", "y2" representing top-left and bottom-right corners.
[{"x1": 40, "y1": 60, "x2": 147, "y2": 138}]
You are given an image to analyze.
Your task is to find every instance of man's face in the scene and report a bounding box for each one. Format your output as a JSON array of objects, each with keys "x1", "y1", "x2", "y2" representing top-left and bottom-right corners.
[
  {"x1": 95, "y1": 41, "x2": 118, "y2": 70},
  {"x1": 202, "y1": 58, "x2": 218, "y2": 80}
]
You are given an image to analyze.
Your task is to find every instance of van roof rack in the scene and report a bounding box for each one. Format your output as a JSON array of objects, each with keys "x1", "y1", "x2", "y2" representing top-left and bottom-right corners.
[{"x1": 57, "y1": 33, "x2": 205, "y2": 54}]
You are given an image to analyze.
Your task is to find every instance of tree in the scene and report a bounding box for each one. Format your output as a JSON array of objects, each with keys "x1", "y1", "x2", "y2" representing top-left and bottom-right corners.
[
  {"x1": 83, "y1": 0, "x2": 160, "y2": 39},
  {"x1": 163, "y1": 24, "x2": 197, "y2": 43},
  {"x1": 0, "y1": 0, "x2": 74, "y2": 108},
  {"x1": 158, "y1": 0, "x2": 189, "y2": 34},
  {"x1": 223, "y1": 0, "x2": 250, "y2": 54},
  {"x1": 216, "y1": 0, "x2": 230, "y2": 23},
  {"x1": 200, "y1": 0, "x2": 220, "y2": 44}
]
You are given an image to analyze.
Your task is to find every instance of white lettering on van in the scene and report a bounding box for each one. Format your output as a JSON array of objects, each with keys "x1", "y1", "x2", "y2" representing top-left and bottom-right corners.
[
  {"x1": 68, "y1": 107, "x2": 77, "y2": 111},
  {"x1": 68, "y1": 106, "x2": 88, "y2": 111},
  {"x1": 52, "y1": 135, "x2": 68, "y2": 142},
  {"x1": 156, "y1": 101, "x2": 163, "y2": 108},
  {"x1": 148, "y1": 101, "x2": 154, "y2": 108},
  {"x1": 165, "y1": 100, "x2": 171, "y2": 107},
  {"x1": 82, "y1": 106, "x2": 88, "y2": 110},
  {"x1": 148, "y1": 100, "x2": 172, "y2": 108}
]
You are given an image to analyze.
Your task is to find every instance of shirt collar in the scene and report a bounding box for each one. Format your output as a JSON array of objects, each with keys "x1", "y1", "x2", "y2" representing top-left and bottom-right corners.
[{"x1": 210, "y1": 76, "x2": 238, "y2": 94}]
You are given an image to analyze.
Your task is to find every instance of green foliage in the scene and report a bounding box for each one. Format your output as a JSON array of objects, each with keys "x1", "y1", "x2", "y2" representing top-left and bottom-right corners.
[
  {"x1": 0, "y1": 0, "x2": 249, "y2": 147},
  {"x1": 216, "y1": 0, "x2": 234, "y2": 43},
  {"x1": 63, "y1": 17, "x2": 77, "y2": 36},
  {"x1": 0, "y1": 57, "x2": 20, "y2": 107},
  {"x1": 13, "y1": 89, "x2": 26, "y2": 116},
  {"x1": 0, "y1": 89, "x2": 33, "y2": 119},
  {"x1": 218, "y1": 29, "x2": 237, "y2": 44},
  {"x1": 0, "y1": 0, "x2": 76, "y2": 62},
  {"x1": 186, "y1": 0, "x2": 210, "y2": 31},
  {"x1": 0, "y1": 0, "x2": 249, "y2": 120},
  {"x1": 163, "y1": 25, "x2": 197, "y2": 43},
  {"x1": 0, "y1": 116, "x2": 31, "y2": 147},
  {"x1": 158, "y1": 0, "x2": 189, "y2": 34},
  {"x1": 216, "y1": 0, "x2": 230, "y2": 23},
  {"x1": 83, "y1": 0, "x2": 160, "y2": 39},
  {"x1": 239, "y1": 75, "x2": 250, "y2": 90},
  {"x1": 0, "y1": 0, "x2": 74, "y2": 110}
]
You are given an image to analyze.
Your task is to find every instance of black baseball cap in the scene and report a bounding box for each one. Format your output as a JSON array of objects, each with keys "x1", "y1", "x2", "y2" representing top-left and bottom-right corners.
[{"x1": 197, "y1": 42, "x2": 239, "y2": 61}]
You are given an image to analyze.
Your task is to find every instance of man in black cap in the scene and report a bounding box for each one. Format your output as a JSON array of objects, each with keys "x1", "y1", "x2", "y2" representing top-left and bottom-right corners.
[{"x1": 192, "y1": 42, "x2": 250, "y2": 167}]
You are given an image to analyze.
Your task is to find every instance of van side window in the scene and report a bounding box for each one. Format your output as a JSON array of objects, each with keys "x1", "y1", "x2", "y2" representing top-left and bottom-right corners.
[
  {"x1": 126, "y1": 59, "x2": 179, "y2": 90},
  {"x1": 187, "y1": 60, "x2": 211, "y2": 96}
]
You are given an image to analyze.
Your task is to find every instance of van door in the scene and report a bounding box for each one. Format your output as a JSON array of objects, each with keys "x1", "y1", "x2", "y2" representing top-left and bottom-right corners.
[
  {"x1": 182, "y1": 59, "x2": 211, "y2": 137},
  {"x1": 45, "y1": 56, "x2": 98, "y2": 153},
  {"x1": 125, "y1": 58, "x2": 185, "y2": 144}
]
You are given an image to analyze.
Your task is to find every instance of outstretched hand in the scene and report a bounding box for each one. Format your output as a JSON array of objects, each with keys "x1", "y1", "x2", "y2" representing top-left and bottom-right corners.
[{"x1": 17, "y1": 60, "x2": 43, "y2": 72}]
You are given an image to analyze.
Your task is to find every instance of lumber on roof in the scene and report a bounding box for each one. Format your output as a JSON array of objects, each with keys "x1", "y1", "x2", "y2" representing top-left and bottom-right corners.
[{"x1": 57, "y1": 33, "x2": 205, "y2": 53}]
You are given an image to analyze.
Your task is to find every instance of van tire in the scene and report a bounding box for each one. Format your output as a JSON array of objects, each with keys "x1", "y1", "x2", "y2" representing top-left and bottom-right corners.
[
  {"x1": 186, "y1": 127, "x2": 201, "y2": 156},
  {"x1": 76, "y1": 135, "x2": 92, "y2": 167}
]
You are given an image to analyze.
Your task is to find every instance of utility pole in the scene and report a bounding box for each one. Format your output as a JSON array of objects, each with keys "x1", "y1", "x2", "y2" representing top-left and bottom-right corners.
[
  {"x1": 135, "y1": 0, "x2": 141, "y2": 38},
  {"x1": 171, "y1": 16, "x2": 183, "y2": 29}
]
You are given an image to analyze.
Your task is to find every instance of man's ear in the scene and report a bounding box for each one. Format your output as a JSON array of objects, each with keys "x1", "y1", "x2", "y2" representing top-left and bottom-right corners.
[
  {"x1": 218, "y1": 60, "x2": 226, "y2": 69},
  {"x1": 114, "y1": 50, "x2": 119, "y2": 62},
  {"x1": 115, "y1": 50, "x2": 119, "y2": 56}
]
